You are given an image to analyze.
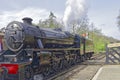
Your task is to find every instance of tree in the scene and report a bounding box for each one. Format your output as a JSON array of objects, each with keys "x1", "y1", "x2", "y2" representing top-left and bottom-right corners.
[
  {"x1": 0, "y1": 27, "x2": 5, "y2": 33},
  {"x1": 49, "y1": 12, "x2": 56, "y2": 19},
  {"x1": 49, "y1": 12, "x2": 56, "y2": 28},
  {"x1": 38, "y1": 12, "x2": 64, "y2": 29},
  {"x1": 76, "y1": 15, "x2": 89, "y2": 35},
  {"x1": 117, "y1": 10, "x2": 120, "y2": 30}
]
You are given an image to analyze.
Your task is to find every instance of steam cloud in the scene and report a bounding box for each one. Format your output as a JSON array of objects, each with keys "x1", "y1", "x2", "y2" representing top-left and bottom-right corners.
[{"x1": 63, "y1": 0, "x2": 88, "y2": 31}]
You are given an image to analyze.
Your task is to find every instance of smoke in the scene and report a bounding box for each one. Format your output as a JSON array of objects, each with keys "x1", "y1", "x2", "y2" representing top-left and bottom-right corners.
[{"x1": 63, "y1": 0, "x2": 88, "y2": 31}]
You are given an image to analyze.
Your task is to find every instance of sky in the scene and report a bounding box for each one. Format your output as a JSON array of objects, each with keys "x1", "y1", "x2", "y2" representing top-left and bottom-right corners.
[
  {"x1": 0, "y1": 0, "x2": 120, "y2": 40},
  {"x1": 88, "y1": 0, "x2": 120, "y2": 40}
]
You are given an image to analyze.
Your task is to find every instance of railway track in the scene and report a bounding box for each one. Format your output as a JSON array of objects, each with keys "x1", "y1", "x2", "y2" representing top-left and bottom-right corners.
[
  {"x1": 48, "y1": 64, "x2": 87, "y2": 80},
  {"x1": 91, "y1": 53, "x2": 105, "y2": 60},
  {"x1": 42, "y1": 53, "x2": 105, "y2": 80},
  {"x1": 82, "y1": 53, "x2": 105, "y2": 65}
]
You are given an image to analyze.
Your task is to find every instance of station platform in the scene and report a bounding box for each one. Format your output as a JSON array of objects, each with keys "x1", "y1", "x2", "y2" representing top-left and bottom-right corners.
[{"x1": 92, "y1": 65, "x2": 120, "y2": 80}]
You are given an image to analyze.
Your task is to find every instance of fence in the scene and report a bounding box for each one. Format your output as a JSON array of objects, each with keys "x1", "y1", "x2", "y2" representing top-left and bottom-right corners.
[{"x1": 106, "y1": 43, "x2": 120, "y2": 64}]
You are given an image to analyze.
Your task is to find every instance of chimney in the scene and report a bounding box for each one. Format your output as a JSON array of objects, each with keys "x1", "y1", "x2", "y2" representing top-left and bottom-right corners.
[{"x1": 22, "y1": 17, "x2": 33, "y2": 25}]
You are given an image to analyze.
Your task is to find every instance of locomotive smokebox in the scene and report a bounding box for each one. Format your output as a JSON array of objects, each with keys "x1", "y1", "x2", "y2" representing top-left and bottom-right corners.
[
  {"x1": 5, "y1": 17, "x2": 41, "y2": 52},
  {"x1": 22, "y1": 17, "x2": 33, "y2": 25}
]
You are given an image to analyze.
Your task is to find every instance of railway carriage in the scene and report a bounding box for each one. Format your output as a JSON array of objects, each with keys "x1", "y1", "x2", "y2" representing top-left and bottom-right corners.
[{"x1": 0, "y1": 17, "x2": 94, "y2": 80}]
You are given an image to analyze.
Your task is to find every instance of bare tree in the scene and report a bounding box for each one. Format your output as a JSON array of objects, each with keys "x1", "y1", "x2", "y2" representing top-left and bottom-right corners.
[
  {"x1": 117, "y1": 10, "x2": 120, "y2": 30},
  {"x1": 76, "y1": 15, "x2": 89, "y2": 35}
]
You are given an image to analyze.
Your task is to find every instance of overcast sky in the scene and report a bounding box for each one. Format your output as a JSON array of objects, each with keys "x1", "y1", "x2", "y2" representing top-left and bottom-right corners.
[{"x1": 0, "y1": 0, "x2": 120, "y2": 39}]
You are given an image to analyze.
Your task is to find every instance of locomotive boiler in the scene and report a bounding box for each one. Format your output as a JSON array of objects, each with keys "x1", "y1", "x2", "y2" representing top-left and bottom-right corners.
[
  {"x1": 0, "y1": 17, "x2": 94, "y2": 80},
  {"x1": 5, "y1": 17, "x2": 74, "y2": 52}
]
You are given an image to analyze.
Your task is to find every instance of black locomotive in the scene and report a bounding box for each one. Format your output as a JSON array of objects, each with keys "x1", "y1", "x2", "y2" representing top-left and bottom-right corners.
[{"x1": 0, "y1": 17, "x2": 94, "y2": 80}]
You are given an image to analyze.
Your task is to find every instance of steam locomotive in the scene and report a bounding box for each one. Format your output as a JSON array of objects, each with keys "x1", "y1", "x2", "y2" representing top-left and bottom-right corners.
[{"x1": 0, "y1": 17, "x2": 94, "y2": 80}]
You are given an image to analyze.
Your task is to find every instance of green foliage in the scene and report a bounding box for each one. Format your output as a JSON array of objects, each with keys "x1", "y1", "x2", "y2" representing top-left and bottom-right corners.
[
  {"x1": 38, "y1": 12, "x2": 63, "y2": 29},
  {"x1": 92, "y1": 33, "x2": 107, "y2": 53},
  {"x1": 76, "y1": 22, "x2": 119, "y2": 53},
  {"x1": 88, "y1": 31, "x2": 119, "y2": 53}
]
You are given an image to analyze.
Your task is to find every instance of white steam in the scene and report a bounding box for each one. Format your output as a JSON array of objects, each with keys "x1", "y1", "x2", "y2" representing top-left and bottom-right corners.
[{"x1": 63, "y1": 0, "x2": 88, "y2": 31}]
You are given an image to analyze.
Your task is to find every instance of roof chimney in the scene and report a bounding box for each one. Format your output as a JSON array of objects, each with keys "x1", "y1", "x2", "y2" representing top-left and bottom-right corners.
[{"x1": 22, "y1": 17, "x2": 33, "y2": 25}]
